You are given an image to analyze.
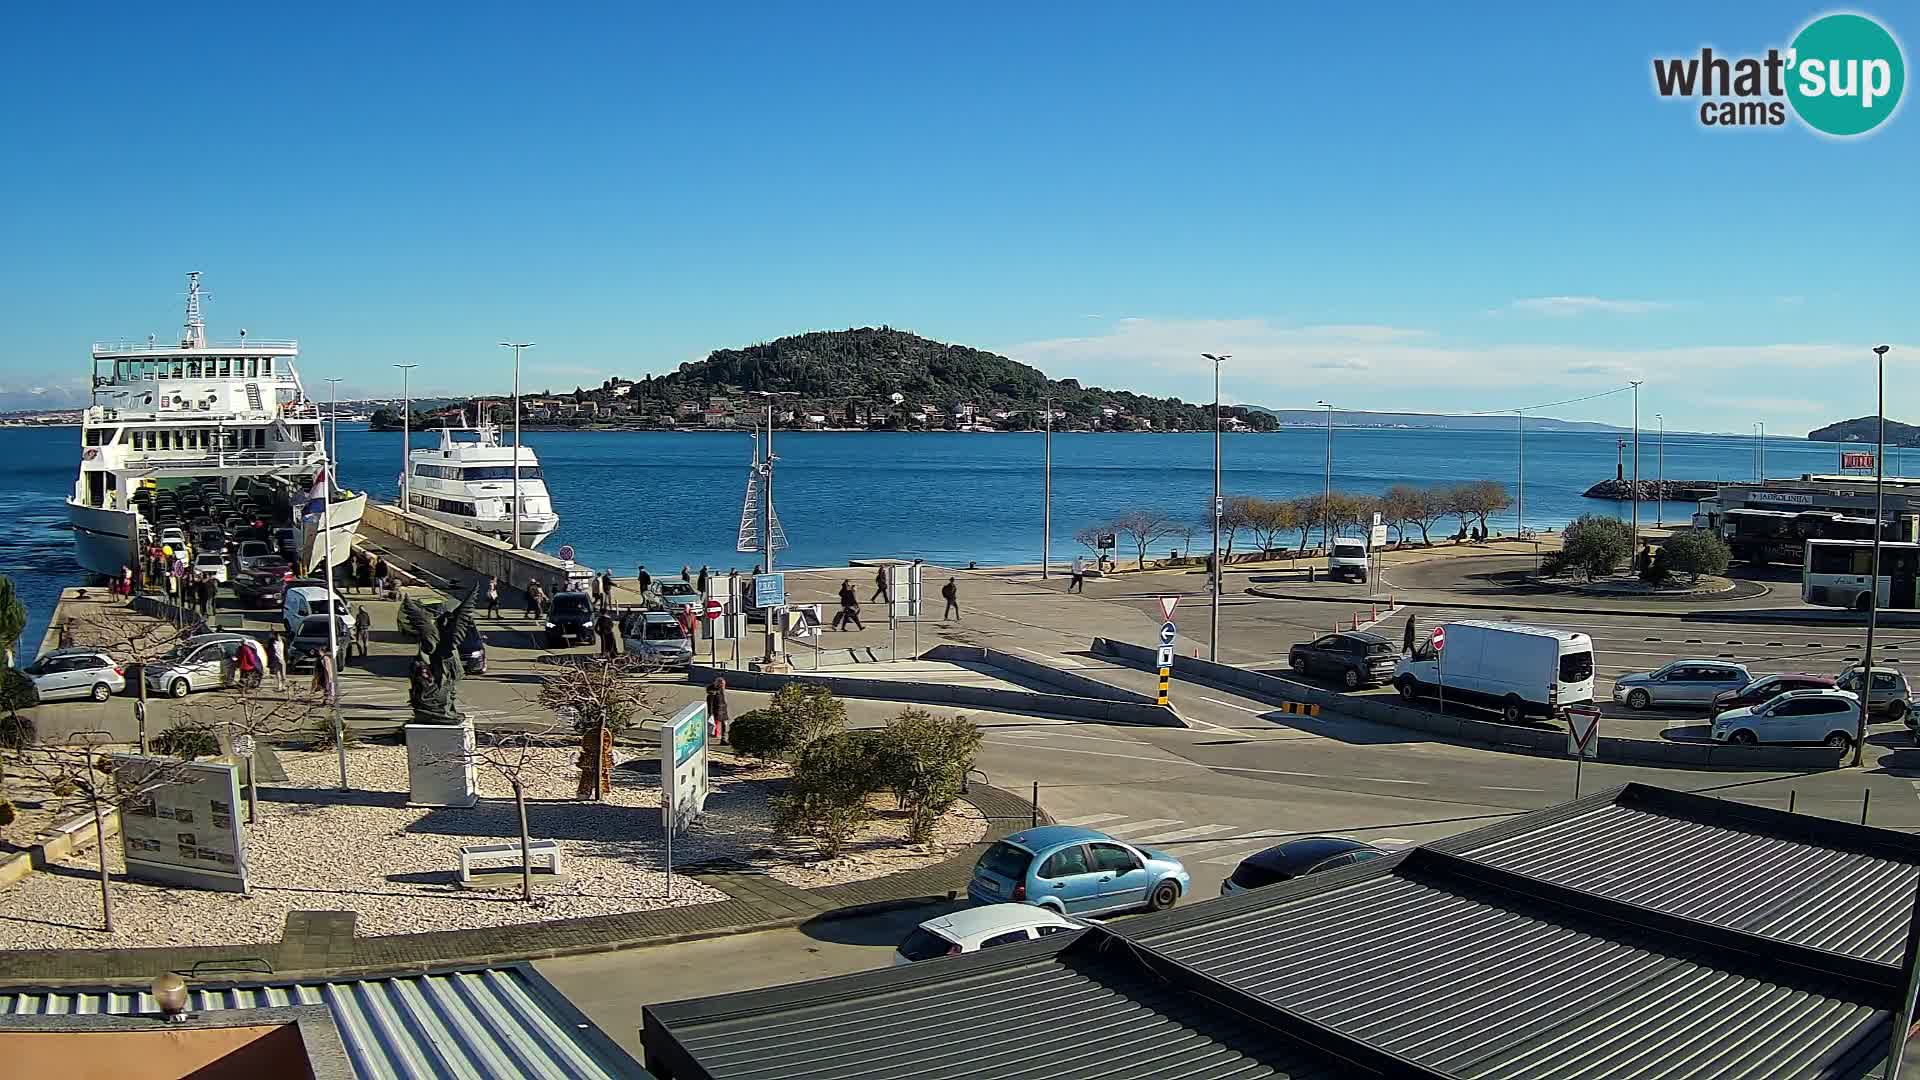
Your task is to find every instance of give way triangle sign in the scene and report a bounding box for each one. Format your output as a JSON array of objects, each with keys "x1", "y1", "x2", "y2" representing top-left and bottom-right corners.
[{"x1": 1158, "y1": 596, "x2": 1178, "y2": 622}]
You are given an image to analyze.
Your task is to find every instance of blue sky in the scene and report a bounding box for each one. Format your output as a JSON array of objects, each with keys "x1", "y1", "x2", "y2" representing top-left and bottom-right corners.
[{"x1": 0, "y1": 2, "x2": 1911, "y2": 432}]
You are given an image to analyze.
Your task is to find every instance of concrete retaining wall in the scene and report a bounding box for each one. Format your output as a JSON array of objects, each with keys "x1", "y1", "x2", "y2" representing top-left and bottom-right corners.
[
  {"x1": 1090, "y1": 637, "x2": 1844, "y2": 771},
  {"x1": 362, "y1": 502, "x2": 578, "y2": 602},
  {"x1": 923, "y1": 645, "x2": 1160, "y2": 707},
  {"x1": 689, "y1": 664, "x2": 1184, "y2": 727}
]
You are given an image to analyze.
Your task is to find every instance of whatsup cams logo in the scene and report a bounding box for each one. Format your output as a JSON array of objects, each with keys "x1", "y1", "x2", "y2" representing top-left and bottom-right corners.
[{"x1": 1653, "y1": 11, "x2": 1905, "y2": 136}]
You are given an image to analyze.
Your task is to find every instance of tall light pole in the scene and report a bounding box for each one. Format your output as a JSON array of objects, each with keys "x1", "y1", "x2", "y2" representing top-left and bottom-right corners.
[
  {"x1": 1516, "y1": 409, "x2": 1526, "y2": 538},
  {"x1": 394, "y1": 364, "x2": 417, "y2": 512},
  {"x1": 321, "y1": 377, "x2": 346, "y2": 788},
  {"x1": 1856, "y1": 345, "x2": 1893, "y2": 767},
  {"x1": 1759, "y1": 421, "x2": 1767, "y2": 480},
  {"x1": 1316, "y1": 401, "x2": 1334, "y2": 550},
  {"x1": 499, "y1": 343, "x2": 534, "y2": 548},
  {"x1": 751, "y1": 391, "x2": 796, "y2": 667},
  {"x1": 1203, "y1": 354, "x2": 1230, "y2": 661},
  {"x1": 1655, "y1": 413, "x2": 1665, "y2": 527},
  {"x1": 1042, "y1": 396, "x2": 1052, "y2": 580},
  {"x1": 1629, "y1": 381, "x2": 1643, "y2": 557}
]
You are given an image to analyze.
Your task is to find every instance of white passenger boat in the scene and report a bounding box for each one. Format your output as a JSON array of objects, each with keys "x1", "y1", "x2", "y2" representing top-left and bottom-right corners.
[{"x1": 404, "y1": 418, "x2": 559, "y2": 547}]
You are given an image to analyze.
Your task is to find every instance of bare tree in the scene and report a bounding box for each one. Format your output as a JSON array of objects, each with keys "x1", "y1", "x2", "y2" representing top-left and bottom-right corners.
[
  {"x1": 74, "y1": 610, "x2": 199, "y2": 754},
  {"x1": 194, "y1": 683, "x2": 325, "y2": 824},
  {"x1": 1455, "y1": 479, "x2": 1513, "y2": 535},
  {"x1": 1244, "y1": 497, "x2": 1300, "y2": 560},
  {"x1": 1392, "y1": 485, "x2": 1451, "y2": 545},
  {"x1": 434, "y1": 723, "x2": 572, "y2": 903},
  {"x1": 1071, "y1": 524, "x2": 1109, "y2": 556},
  {"x1": 16, "y1": 732, "x2": 194, "y2": 933},
  {"x1": 537, "y1": 654, "x2": 663, "y2": 801},
  {"x1": 1109, "y1": 508, "x2": 1183, "y2": 571}
]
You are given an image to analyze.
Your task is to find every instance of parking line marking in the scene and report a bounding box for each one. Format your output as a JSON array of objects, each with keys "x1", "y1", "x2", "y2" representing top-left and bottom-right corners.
[
  {"x1": 1484, "y1": 786, "x2": 1547, "y2": 792},
  {"x1": 1203, "y1": 697, "x2": 1267, "y2": 714},
  {"x1": 1100, "y1": 818, "x2": 1182, "y2": 837},
  {"x1": 1133, "y1": 824, "x2": 1241, "y2": 844},
  {"x1": 1352, "y1": 776, "x2": 1427, "y2": 786},
  {"x1": 1062, "y1": 813, "x2": 1127, "y2": 827}
]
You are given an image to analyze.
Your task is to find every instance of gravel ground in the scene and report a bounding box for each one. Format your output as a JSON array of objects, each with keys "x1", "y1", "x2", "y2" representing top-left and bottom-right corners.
[{"x1": 0, "y1": 740, "x2": 981, "y2": 950}]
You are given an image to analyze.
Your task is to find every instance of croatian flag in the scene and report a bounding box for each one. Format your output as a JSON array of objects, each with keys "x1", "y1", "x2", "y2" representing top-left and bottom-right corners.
[{"x1": 304, "y1": 468, "x2": 328, "y2": 518}]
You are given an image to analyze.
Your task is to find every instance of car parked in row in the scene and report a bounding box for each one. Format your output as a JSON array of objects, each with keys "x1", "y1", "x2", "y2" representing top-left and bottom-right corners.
[
  {"x1": 1289, "y1": 631, "x2": 1397, "y2": 690},
  {"x1": 22, "y1": 649, "x2": 124, "y2": 702},
  {"x1": 1837, "y1": 666, "x2": 1911, "y2": 722},
  {"x1": 144, "y1": 634, "x2": 259, "y2": 698},
  {"x1": 1614, "y1": 659, "x2": 1751, "y2": 711},
  {"x1": 1710, "y1": 689, "x2": 1861, "y2": 750},
  {"x1": 1221, "y1": 836, "x2": 1388, "y2": 895},
  {"x1": 967, "y1": 825, "x2": 1189, "y2": 916},
  {"x1": 622, "y1": 611, "x2": 692, "y2": 668},
  {"x1": 1710, "y1": 673, "x2": 1836, "y2": 717},
  {"x1": 893, "y1": 905, "x2": 1082, "y2": 965}
]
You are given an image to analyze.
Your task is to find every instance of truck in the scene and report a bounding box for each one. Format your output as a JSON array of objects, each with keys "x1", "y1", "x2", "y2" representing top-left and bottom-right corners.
[
  {"x1": 1327, "y1": 536, "x2": 1370, "y2": 583},
  {"x1": 1393, "y1": 621, "x2": 1595, "y2": 724}
]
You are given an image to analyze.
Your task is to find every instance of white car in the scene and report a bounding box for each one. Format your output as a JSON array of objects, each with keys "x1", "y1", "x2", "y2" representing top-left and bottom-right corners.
[
  {"x1": 192, "y1": 551, "x2": 229, "y2": 584},
  {"x1": 1711, "y1": 689, "x2": 1862, "y2": 750},
  {"x1": 283, "y1": 585, "x2": 352, "y2": 640},
  {"x1": 892, "y1": 904, "x2": 1083, "y2": 965},
  {"x1": 157, "y1": 526, "x2": 188, "y2": 550}
]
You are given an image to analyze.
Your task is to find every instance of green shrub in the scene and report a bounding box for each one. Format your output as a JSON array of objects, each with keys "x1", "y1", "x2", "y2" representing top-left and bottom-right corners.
[
  {"x1": 728, "y1": 709, "x2": 783, "y2": 762},
  {"x1": 1557, "y1": 516, "x2": 1635, "y2": 580},
  {"x1": 153, "y1": 721, "x2": 221, "y2": 760},
  {"x1": 729, "y1": 687, "x2": 847, "y2": 762},
  {"x1": 772, "y1": 731, "x2": 875, "y2": 856},
  {"x1": 869, "y1": 709, "x2": 983, "y2": 844},
  {"x1": 1659, "y1": 529, "x2": 1731, "y2": 583},
  {"x1": 0, "y1": 800, "x2": 15, "y2": 827}
]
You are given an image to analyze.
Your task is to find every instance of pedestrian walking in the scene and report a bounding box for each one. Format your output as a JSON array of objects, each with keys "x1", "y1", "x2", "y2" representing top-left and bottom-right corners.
[
  {"x1": 706, "y1": 677, "x2": 731, "y2": 743},
  {"x1": 871, "y1": 565, "x2": 890, "y2": 604},
  {"x1": 313, "y1": 647, "x2": 336, "y2": 704},
  {"x1": 1403, "y1": 613, "x2": 1417, "y2": 655},
  {"x1": 834, "y1": 579, "x2": 864, "y2": 631},
  {"x1": 600, "y1": 570, "x2": 616, "y2": 604},
  {"x1": 696, "y1": 565, "x2": 710, "y2": 596},
  {"x1": 596, "y1": 610, "x2": 618, "y2": 658},
  {"x1": 354, "y1": 606, "x2": 372, "y2": 663},
  {"x1": 636, "y1": 565, "x2": 652, "y2": 596},
  {"x1": 526, "y1": 580, "x2": 546, "y2": 620},
  {"x1": 485, "y1": 576, "x2": 501, "y2": 619},
  {"x1": 589, "y1": 573, "x2": 603, "y2": 609},
  {"x1": 269, "y1": 632, "x2": 287, "y2": 690},
  {"x1": 941, "y1": 577, "x2": 960, "y2": 622},
  {"x1": 235, "y1": 636, "x2": 262, "y2": 690},
  {"x1": 1069, "y1": 555, "x2": 1085, "y2": 593}
]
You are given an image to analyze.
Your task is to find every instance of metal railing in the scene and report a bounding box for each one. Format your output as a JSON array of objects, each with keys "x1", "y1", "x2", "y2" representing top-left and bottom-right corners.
[
  {"x1": 125, "y1": 448, "x2": 320, "y2": 474},
  {"x1": 92, "y1": 339, "x2": 298, "y2": 354}
]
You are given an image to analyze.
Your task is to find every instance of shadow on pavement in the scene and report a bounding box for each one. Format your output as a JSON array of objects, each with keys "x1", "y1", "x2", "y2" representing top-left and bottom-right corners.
[
  {"x1": 796, "y1": 899, "x2": 966, "y2": 947},
  {"x1": 1660, "y1": 724, "x2": 1713, "y2": 743}
]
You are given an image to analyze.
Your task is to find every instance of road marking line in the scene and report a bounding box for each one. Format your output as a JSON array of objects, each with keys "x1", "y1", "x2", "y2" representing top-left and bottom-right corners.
[
  {"x1": 1201, "y1": 847, "x2": 1271, "y2": 866},
  {"x1": 1202, "y1": 697, "x2": 1268, "y2": 714},
  {"x1": 1062, "y1": 813, "x2": 1127, "y2": 827},
  {"x1": 1483, "y1": 786, "x2": 1547, "y2": 792},
  {"x1": 1133, "y1": 824, "x2": 1240, "y2": 844},
  {"x1": 1101, "y1": 818, "x2": 1182, "y2": 837},
  {"x1": 1352, "y1": 776, "x2": 1427, "y2": 786}
]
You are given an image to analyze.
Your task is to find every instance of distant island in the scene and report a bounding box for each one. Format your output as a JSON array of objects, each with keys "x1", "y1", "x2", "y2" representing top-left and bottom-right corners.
[
  {"x1": 373, "y1": 327, "x2": 1278, "y2": 434},
  {"x1": 1807, "y1": 416, "x2": 1920, "y2": 446},
  {"x1": 1245, "y1": 407, "x2": 1628, "y2": 434}
]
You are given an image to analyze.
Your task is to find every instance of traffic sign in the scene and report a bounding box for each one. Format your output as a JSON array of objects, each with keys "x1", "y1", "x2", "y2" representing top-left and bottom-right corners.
[
  {"x1": 1567, "y1": 705, "x2": 1601, "y2": 759},
  {"x1": 753, "y1": 573, "x2": 785, "y2": 608},
  {"x1": 1158, "y1": 596, "x2": 1178, "y2": 621},
  {"x1": 1430, "y1": 625, "x2": 1446, "y2": 651},
  {"x1": 1156, "y1": 645, "x2": 1175, "y2": 669},
  {"x1": 1369, "y1": 523, "x2": 1389, "y2": 548},
  {"x1": 704, "y1": 598, "x2": 723, "y2": 621},
  {"x1": 1160, "y1": 621, "x2": 1178, "y2": 646}
]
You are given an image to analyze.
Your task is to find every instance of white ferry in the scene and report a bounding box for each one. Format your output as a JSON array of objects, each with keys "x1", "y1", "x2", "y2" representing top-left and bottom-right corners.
[
  {"x1": 405, "y1": 418, "x2": 559, "y2": 547},
  {"x1": 67, "y1": 273, "x2": 364, "y2": 577}
]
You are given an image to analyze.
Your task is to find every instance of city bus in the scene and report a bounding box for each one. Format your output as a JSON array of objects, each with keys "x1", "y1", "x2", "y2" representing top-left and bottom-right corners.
[
  {"x1": 1725, "y1": 508, "x2": 1878, "y2": 566},
  {"x1": 1802, "y1": 539, "x2": 1920, "y2": 611}
]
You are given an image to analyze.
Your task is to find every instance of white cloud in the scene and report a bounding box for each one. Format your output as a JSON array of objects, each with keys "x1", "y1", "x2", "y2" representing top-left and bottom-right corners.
[
  {"x1": 1310, "y1": 356, "x2": 1372, "y2": 371},
  {"x1": 1508, "y1": 296, "x2": 1672, "y2": 317},
  {"x1": 1298, "y1": 324, "x2": 1428, "y2": 342}
]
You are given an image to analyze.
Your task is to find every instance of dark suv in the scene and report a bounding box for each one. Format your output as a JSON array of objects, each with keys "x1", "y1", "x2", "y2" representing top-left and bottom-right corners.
[
  {"x1": 545, "y1": 591, "x2": 596, "y2": 647},
  {"x1": 1288, "y1": 631, "x2": 1397, "y2": 689}
]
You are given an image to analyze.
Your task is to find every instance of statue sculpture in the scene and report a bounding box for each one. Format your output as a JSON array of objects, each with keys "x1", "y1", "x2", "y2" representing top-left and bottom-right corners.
[{"x1": 400, "y1": 586, "x2": 478, "y2": 725}]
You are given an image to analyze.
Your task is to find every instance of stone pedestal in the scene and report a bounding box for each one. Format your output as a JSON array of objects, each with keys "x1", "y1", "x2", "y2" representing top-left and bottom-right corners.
[{"x1": 406, "y1": 722, "x2": 478, "y2": 808}]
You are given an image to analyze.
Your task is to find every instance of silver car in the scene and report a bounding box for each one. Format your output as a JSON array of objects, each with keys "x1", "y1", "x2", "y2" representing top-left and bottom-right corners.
[
  {"x1": 23, "y1": 649, "x2": 125, "y2": 702},
  {"x1": 623, "y1": 611, "x2": 693, "y2": 668},
  {"x1": 1614, "y1": 659, "x2": 1753, "y2": 711},
  {"x1": 144, "y1": 633, "x2": 255, "y2": 698}
]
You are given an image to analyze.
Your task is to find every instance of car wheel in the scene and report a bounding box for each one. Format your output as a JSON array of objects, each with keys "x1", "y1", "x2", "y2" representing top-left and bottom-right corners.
[
  {"x1": 1396, "y1": 676, "x2": 1419, "y2": 702},
  {"x1": 1856, "y1": 593, "x2": 1873, "y2": 613},
  {"x1": 1147, "y1": 880, "x2": 1180, "y2": 911},
  {"x1": 1626, "y1": 688, "x2": 1651, "y2": 711},
  {"x1": 169, "y1": 677, "x2": 190, "y2": 698},
  {"x1": 1729, "y1": 729, "x2": 1757, "y2": 745},
  {"x1": 1291, "y1": 656, "x2": 1307, "y2": 675},
  {"x1": 1825, "y1": 731, "x2": 1853, "y2": 751},
  {"x1": 1887, "y1": 700, "x2": 1908, "y2": 723},
  {"x1": 90, "y1": 683, "x2": 110, "y2": 702},
  {"x1": 1501, "y1": 695, "x2": 1525, "y2": 724},
  {"x1": 1343, "y1": 667, "x2": 1361, "y2": 690}
]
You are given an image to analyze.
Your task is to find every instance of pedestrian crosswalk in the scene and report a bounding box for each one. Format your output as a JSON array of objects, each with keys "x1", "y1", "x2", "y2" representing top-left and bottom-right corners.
[{"x1": 1057, "y1": 812, "x2": 1291, "y2": 867}]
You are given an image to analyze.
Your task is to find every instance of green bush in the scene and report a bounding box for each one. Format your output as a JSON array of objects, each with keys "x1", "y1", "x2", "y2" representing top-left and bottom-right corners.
[
  {"x1": 728, "y1": 709, "x2": 783, "y2": 762},
  {"x1": 153, "y1": 721, "x2": 221, "y2": 760},
  {"x1": 0, "y1": 800, "x2": 15, "y2": 828},
  {"x1": 868, "y1": 709, "x2": 984, "y2": 844},
  {"x1": 1659, "y1": 529, "x2": 1731, "y2": 583},
  {"x1": 772, "y1": 731, "x2": 876, "y2": 856},
  {"x1": 1557, "y1": 515, "x2": 1635, "y2": 580},
  {"x1": 729, "y1": 687, "x2": 847, "y2": 762},
  {"x1": 307, "y1": 711, "x2": 358, "y2": 750}
]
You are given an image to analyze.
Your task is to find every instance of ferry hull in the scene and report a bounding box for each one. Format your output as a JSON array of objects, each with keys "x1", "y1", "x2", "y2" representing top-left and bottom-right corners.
[
  {"x1": 411, "y1": 506, "x2": 558, "y2": 549},
  {"x1": 67, "y1": 499, "x2": 139, "y2": 578},
  {"x1": 301, "y1": 493, "x2": 367, "y2": 574}
]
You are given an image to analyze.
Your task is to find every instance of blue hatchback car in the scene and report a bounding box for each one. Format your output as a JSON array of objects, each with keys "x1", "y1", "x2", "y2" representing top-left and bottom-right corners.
[{"x1": 967, "y1": 825, "x2": 1191, "y2": 916}]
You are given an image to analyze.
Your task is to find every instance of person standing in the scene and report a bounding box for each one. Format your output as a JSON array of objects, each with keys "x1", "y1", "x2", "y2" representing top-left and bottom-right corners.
[
  {"x1": 941, "y1": 577, "x2": 960, "y2": 622},
  {"x1": 357, "y1": 552, "x2": 374, "y2": 594},
  {"x1": 636, "y1": 565, "x2": 652, "y2": 596},
  {"x1": 706, "y1": 677, "x2": 731, "y2": 743},
  {"x1": 269, "y1": 631, "x2": 287, "y2": 690},
  {"x1": 836, "y1": 579, "x2": 864, "y2": 631},
  {"x1": 596, "y1": 609, "x2": 618, "y2": 658},
  {"x1": 601, "y1": 570, "x2": 616, "y2": 605},
  {"x1": 1069, "y1": 555, "x2": 1085, "y2": 594},
  {"x1": 589, "y1": 573, "x2": 603, "y2": 610},
  {"x1": 696, "y1": 565, "x2": 710, "y2": 596},
  {"x1": 680, "y1": 563, "x2": 693, "y2": 584},
  {"x1": 526, "y1": 580, "x2": 545, "y2": 620},
  {"x1": 871, "y1": 566, "x2": 890, "y2": 604},
  {"x1": 485, "y1": 576, "x2": 501, "y2": 619},
  {"x1": 354, "y1": 605, "x2": 372, "y2": 663},
  {"x1": 235, "y1": 636, "x2": 261, "y2": 690}
]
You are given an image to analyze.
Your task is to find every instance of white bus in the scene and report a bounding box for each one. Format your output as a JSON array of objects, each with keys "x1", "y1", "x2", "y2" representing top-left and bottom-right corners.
[{"x1": 1802, "y1": 539, "x2": 1920, "y2": 611}]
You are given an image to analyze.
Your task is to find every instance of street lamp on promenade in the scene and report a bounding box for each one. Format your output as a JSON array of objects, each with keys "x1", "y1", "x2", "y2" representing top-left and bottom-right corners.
[
  {"x1": 1515, "y1": 409, "x2": 1526, "y2": 538},
  {"x1": 1629, "y1": 381, "x2": 1643, "y2": 558},
  {"x1": 393, "y1": 364, "x2": 417, "y2": 512},
  {"x1": 1855, "y1": 345, "x2": 1894, "y2": 767},
  {"x1": 1315, "y1": 401, "x2": 1334, "y2": 550},
  {"x1": 499, "y1": 342, "x2": 534, "y2": 548},
  {"x1": 1202, "y1": 354, "x2": 1230, "y2": 661},
  {"x1": 1655, "y1": 413, "x2": 1665, "y2": 527},
  {"x1": 1042, "y1": 396, "x2": 1052, "y2": 580}
]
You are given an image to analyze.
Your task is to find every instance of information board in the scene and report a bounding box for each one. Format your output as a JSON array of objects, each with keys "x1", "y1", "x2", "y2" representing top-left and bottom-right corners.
[
  {"x1": 113, "y1": 755, "x2": 249, "y2": 893},
  {"x1": 662, "y1": 701, "x2": 711, "y2": 837}
]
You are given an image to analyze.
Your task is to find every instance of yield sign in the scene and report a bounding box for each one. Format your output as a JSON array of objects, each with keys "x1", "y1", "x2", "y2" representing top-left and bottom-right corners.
[
  {"x1": 1567, "y1": 705, "x2": 1601, "y2": 759},
  {"x1": 1157, "y1": 596, "x2": 1178, "y2": 621}
]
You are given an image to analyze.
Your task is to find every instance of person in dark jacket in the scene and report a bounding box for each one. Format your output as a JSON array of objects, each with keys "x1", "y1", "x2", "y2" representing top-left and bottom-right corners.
[
  {"x1": 707, "y1": 677, "x2": 731, "y2": 743},
  {"x1": 1403, "y1": 613, "x2": 1417, "y2": 655},
  {"x1": 637, "y1": 565, "x2": 652, "y2": 595},
  {"x1": 596, "y1": 610, "x2": 618, "y2": 658},
  {"x1": 871, "y1": 566, "x2": 890, "y2": 603},
  {"x1": 941, "y1": 577, "x2": 960, "y2": 622},
  {"x1": 696, "y1": 565, "x2": 711, "y2": 596},
  {"x1": 834, "y1": 579, "x2": 864, "y2": 631}
]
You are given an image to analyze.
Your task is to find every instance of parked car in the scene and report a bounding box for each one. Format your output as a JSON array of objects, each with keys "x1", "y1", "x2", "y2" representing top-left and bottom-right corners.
[
  {"x1": 967, "y1": 825, "x2": 1190, "y2": 916},
  {"x1": 288, "y1": 616, "x2": 345, "y2": 668},
  {"x1": 144, "y1": 634, "x2": 258, "y2": 697},
  {"x1": 230, "y1": 570, "x2": 290, "y2": 609},
  {"x1": 1614, "y1": 660, "x2": 1752, "y2": 711},
  {"x1": 1836, "y1": 665, "x2": 1911, "y2": 722},
  {"x1": 1289, "y1": 631, "x2": 1397, "y2": 689},
  {"x1": 1395, "y1": 621, "x2": 1596, "y2": 723},
  {"x1": 1711, "y1": 689, "x2": 1862, "y2": 750},
  {"x1": 283, "y1": 585, "x2": 352, "y2": 640},
  {"x1": 893, "y1": 904, "x2": 1082, "y2": 965},
  {"x1": 157, "y1": 526, "x2": 188, "y2": 550},
  {"x1": 622, "y1": 611, "x2": 692, "y2": 668},
  {"x1": 1711, "y1": 673, "x2": 1837, "y2": 717},
  {"x1": 192, "y1": 551, "x2": 229, "y2": 585},
  {"x1": 234, "y1": 539, "x2": 274, "y2": 575},
  {"x1": 1222, "y1": 836, "x2": 1387, "y2": 895},
  {"x1": 656, "y1": 580, "x2": 702, "y2": 615},
  {"x1": 545, "y1": 591, "x2": 596, "y2": 647},
  {"x1": 274, "y1": 527, "x2": 301, "y2": 560},
  {"x1": 1327, "y1": 537, "x2": 1370, "y2": 583},
  {"x1": 22, "y1": 649, "x2": 124, "y2": 702}
]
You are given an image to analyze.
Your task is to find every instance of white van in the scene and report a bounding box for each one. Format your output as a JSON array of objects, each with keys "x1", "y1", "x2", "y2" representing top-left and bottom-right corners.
[
  {"x1": 1393, "y1": 620, "x2": 1594, "y2": 723},
  {"x1": 1328, "y1": 537, "x2": 1369, "y2": 582},
  {"x1": 283, "y1": 585, "x2": 353, "y2": 640}
]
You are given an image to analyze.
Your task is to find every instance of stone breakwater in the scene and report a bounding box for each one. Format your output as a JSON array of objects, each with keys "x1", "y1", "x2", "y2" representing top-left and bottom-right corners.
[{"x1": 1582, "y1": 479, "x2": 1721, "y2": 501}]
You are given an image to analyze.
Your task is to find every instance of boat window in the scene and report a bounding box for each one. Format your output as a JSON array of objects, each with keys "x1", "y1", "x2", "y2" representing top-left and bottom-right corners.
[
  {"x1": 187, "y1": 361, "x2": 201, "y2": 378},
  {"x1": 462, "y1": 466, "x2": 544, "y2": 481},
  {"x1": 263, "y1": 358, "x2": 273, "y2": 375},
  {"x1": 246, "y1": 358, "x2": 258, "y2": 377}
]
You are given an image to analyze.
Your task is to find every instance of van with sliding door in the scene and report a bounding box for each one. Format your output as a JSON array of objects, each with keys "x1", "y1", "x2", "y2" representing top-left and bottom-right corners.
[{"x1": 1393, "y1": 621, "x2": 1594, "y2": 724}]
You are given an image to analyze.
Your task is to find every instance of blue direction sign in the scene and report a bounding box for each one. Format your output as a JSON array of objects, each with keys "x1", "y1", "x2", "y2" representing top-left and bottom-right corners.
[
  {"x1": 1159, "y1": 621, "x2": 1178, "y2": 646},
  {"x1": 754, "y1": 573, "x2": 786, "y2": 608}
]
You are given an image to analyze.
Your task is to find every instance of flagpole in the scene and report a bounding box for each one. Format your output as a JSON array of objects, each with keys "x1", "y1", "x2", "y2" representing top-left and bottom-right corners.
[{"x1": 322, "y1": 384, "x2": 346, "y2": 789}]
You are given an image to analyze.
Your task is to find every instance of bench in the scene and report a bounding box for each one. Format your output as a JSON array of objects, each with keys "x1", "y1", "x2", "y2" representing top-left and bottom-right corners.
[{"x1": 458, "y1": 839, "x2": 563, "y2": 885}]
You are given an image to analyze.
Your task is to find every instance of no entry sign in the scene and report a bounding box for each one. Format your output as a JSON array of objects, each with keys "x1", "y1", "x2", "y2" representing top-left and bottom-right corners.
[
  {"x1": 1430, "y1": 625, "x2": 1446, "y2": 651},
  {"x1": 704, "y1": 598, "x2": 723, "y2": 621}
]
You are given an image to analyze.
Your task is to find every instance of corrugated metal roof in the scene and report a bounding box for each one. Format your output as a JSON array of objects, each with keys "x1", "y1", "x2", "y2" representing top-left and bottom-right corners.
[
  {"x1": 0, "y1": 965, "x2": 648, "y2": 1080},
  {"x1": 1439, "y1": 787, "x2": 1920, "y2": 964}
]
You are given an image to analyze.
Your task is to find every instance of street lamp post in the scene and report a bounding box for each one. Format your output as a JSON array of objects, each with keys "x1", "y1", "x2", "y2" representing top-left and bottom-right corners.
[
  {"x1": 1516, "y1": 409, "x2": 1526, "y2": 538},
  {"x1": 1655, "y1": 413, "x2": 1665, "y2": 527},
  {"x1": 321, "y1": 377, "x2": 346, "y2": 789},
  {"x1": 1042, "y1": 396, "x2": 1052, "y2": 580},
  {"x1": 1315, "y1": 401, "x2": 1334, "y2": 550},
  {"x1": 1629, "y1": 381, "x2": 1643, "y2": 558},
  {"x1": 1856, "y1": 345, "x2": 1893, "y2": 767},
  {"x1": 393, "y1": 364, "x2": 417, "y2": 512},
  {"x1": 1203, "y1": 354, "x2": 1230, "y2": 661},
  {"x1": 752, "y1": 391, "x2": 797, "y2": 667},
  {"x1": 499, "y1": 343, "x2": 534, "y2": 548}
]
